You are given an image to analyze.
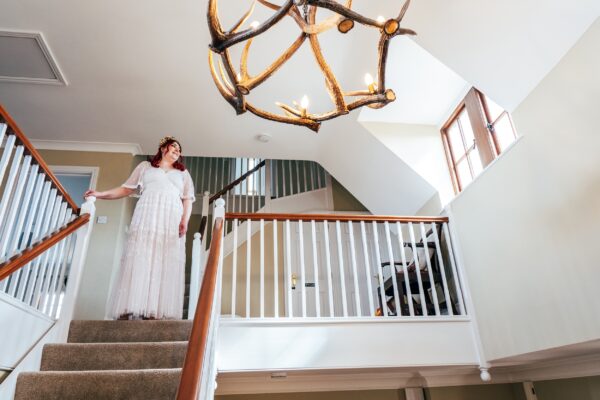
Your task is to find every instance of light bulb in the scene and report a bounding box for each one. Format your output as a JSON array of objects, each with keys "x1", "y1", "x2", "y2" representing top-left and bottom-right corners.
[
  {"x1": 300, "y1": 95, "x2": 309, "y2": 110},
  {"x1": 250, "y1": 21, "x2": 260, "y2": 29},
  {"x1": 364, "y1": 73, "x2": 374, "y2": 86},
  {"x1": 377, "y1": 16, "x2": 386, "y2": 24}
]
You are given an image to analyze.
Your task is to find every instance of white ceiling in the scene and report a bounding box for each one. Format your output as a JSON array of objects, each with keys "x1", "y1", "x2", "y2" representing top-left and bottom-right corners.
[{"x1": 0, "y1": 1, "x2": 598, "y2": 215}]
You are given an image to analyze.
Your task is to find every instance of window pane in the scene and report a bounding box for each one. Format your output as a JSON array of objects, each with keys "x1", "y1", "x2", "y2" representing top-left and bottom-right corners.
[
  {"x1": 458, "y1": 110, "x2": 475, "y2": 148},
  {"x1": 447, "y1": 122, "x2": 465, "y2": 158},
  {"x1": 456, "y1": 159, "x2": 472, "y2": 188},
  {"x1": 468, "y1": 148, "x2": 483, "y2": 176},
  {"x1": 493, "y1": 114, "x2": 516, "y2": 152},
  {"x1": 484, "y1": 94, "x2": 505, "y2": 122}
]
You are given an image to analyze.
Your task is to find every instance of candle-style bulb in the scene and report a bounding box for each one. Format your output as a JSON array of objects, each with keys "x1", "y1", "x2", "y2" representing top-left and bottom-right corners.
[
  {"x1": 250, "y1": 20, "x2": 260, "y2": 29},
  {"x1": 300, "y1": 95, "x2": 309, "y2": 110},
  {"x1": 364, "y1": 73, "x2": 374, "y2": 86},
  {"x1": 377, "y1": 16, "x2": 386, "y2": 24}
]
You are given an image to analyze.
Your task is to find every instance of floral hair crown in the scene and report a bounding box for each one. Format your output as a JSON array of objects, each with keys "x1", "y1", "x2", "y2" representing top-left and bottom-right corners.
[{"x1": 159, "y1": 136, "x2": 178, "y2": 148}]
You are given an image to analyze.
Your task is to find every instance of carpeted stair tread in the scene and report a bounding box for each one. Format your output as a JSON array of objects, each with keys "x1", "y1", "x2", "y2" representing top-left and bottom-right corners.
[
  {"x1": 15, "y1": 368, "x2": 181, "y2": 400},
  {"x1": 41, "y1": 341, "x2": 188, "y2": 371},
  {"x1": 68, "y1": 320, "x2": 192, "y2": 343}
]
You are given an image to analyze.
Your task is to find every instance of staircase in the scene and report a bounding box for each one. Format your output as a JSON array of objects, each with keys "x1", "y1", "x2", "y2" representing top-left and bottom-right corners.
[{"x1": 14, "y1": 320, "x2": 193, "y2": 400}]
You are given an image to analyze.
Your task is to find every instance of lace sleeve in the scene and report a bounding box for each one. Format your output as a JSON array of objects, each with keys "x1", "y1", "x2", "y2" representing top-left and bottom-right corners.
[
  {"x1": 122, "y1": 161, "x2": 149, "y2": 191},
  {"x1": 181, "y1": 170, "x2": 196, "y2": 202}
]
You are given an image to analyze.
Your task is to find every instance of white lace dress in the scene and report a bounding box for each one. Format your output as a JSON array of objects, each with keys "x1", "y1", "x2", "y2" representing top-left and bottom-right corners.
[{"x1": 108, "y1": 161, "x2": 195, "y2": 319}]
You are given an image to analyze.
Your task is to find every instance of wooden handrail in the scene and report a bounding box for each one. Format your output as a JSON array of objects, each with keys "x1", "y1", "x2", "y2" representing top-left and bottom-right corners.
[
  {"x1": 0, "y1": 104, "x2": 80, "y2": 214},
  {"x1": 176, "y1": 217, "x2": 224, "y2": 400},
  {"x1": 209, "y1": 159, "x2": 266, "y2": 203},
  {"x1": 0, "y1": 214, "x2": 90, "y2": 281},
  {"x1": 225, "y1": 212, "x2": 449, "y2": 223}
]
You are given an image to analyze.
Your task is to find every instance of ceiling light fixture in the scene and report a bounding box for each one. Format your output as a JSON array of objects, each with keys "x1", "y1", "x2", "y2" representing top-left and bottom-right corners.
[{"x1": 207, "y1": 0, "x2": 416, "y2": 132}]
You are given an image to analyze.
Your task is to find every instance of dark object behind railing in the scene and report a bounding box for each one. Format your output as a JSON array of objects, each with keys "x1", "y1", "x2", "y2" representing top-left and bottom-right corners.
[
  {"x1": 0, "y1": 104, "x2": 80, "y2": 214},
  {"x1": 198, "y1": 215, "x2": 208, "y2": 242},
  {"x1": 177, "y1": 217, "x2": 224, "y2": 400}
]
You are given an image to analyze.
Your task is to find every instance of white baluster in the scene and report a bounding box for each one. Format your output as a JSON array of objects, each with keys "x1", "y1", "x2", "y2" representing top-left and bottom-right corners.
[
  {"x1": 35, "y1": 202, "x2": 68, "y2": 310},
  {"x1": 303, "y1": 161, "x2": 307, "y2": 193},
  {"x1": 282, "y1": 160, "x2": 287, "y2": 197},
  {"x1": 28, "y1": 195, "x2": 62, "y2": 307},
  {"x1": 0, "y1": 123, "x2": 6, "y2": 144},
  {"x1": 298, "y1": 221, "x2": 307, "y2": 317},
  {"x1": 295, "y1": 161, "x2": 301, "y2": 194},
  {"x1": 372, "y1": 222, "x2": 387, "y2": 317},
  {"x1": 323, "y1": 220, "x2": 334, "y2": 317},
  {"x1": 285, "y1": 219, "x2": 293, "y2": 317},
  {"x1": 431, "y1": 223, "x2": 453, "y2": 316},
  {"x1": 16, "y1": 180, "x2": 52, "y2": 300},
  {"x1": 273, "y1": 219, "x2": 279, "y2": 318},
  {"x1": 246, "y1": 219, "x2": 251, "y2": 318},
  {"x1": 260, "y1": 218, "x2": 265, "y2": 318},
  {"x1": 335, "y1": 220, "x2": 348, "y2": 317},
  {"x1": 231, "y1": 219, "x2": 238, "y2": 317},
  {"x1": 41, "y1": 207, "x2": 71, "y2": 314},
  {"x1": 348, "y1": 221, "x2": 362, "y2": 317},
  {"x1": 408, "y1": 222, "x2": 427, "y2": 316},
  {"x1": 6, "y1": 165, "x2": 39, "y2": 258},
  {"x1": 383, "y1": 222, "x2": 401, "y2": 316},
  {"x1": 396, "y1": 222, "x2": 415, "y2": 316},
  {"x1": 23, "y1": 189, "x2": 59, "y2": 303},
  {"x1": 420, "y1": 222, "x2": 440, "y2": 316},
  {"x1": 359, "y1": 221, "x2": 375, "y2": 316},
  {"x1": 316, "y1": 162, "x2": 322, "y2": 189},
  {"x1": 310, "y1": 220, "x2": 321, "y2": 318},
  {"x1": 443, "y1": 222, "x2": 466, "y2": 315},
  {"x1": 6, "y1": 170, "x2": 43, "y2": 296},
  {"x1": 0, "y1": 155, "x2": 32, "y2": 259},
  {"x1": 310, "y1": 162, "x2": 315, "y2": 191},
  {"x1": 188, "y1": 232, "x2": 203, "y2": 319},
  {"x1": 265, "y1": 160, "x2": 272, "y2": 210},
  {"x1": 50, "y1": 233, "x2": 75, "y2": 318},
  {"x1": 0, "y1": 145, "x2": 24, "y2": 233},
  {"x1": 0, "y1": 134, "x2": 16, "y2": 188}
]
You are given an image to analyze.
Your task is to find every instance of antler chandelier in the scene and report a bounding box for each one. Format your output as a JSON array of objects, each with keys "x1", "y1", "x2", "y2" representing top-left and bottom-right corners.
[{"x1": 207, "y1": 0, "x2": 416, "y2": 132}]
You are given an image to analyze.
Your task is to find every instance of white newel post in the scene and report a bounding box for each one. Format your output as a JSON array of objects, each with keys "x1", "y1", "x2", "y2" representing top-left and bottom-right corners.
[
  {"x1": 188, "y1": 232, "x2": 203, "y2": 320},
  {"x1": 55, "y1": 196, "x2": 96, "y2": 340}
]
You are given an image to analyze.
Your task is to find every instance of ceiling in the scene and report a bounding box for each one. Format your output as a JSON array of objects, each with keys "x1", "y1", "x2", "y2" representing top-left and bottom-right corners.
[{"x1": 0, "y1": 0, "x2": 598, "y2": 214}]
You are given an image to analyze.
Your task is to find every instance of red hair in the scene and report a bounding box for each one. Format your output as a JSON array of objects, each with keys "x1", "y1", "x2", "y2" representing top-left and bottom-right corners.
[{"x1": 150, "y1": 138, "x2": 186, "y2": 171}]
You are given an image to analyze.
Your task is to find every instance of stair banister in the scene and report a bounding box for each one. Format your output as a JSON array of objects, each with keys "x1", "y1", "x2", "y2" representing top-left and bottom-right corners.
[
  {"x1": 0, "y1": 104, "x2": 79, "y2": 213},
  {"x1": 177, "y1": 199, "x2": 225, "y2": 400}
]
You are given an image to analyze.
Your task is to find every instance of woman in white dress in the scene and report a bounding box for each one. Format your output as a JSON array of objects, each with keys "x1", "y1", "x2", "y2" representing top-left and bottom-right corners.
[{"x1": 84, "y1": 136, "x2": 195, "y2": 319}]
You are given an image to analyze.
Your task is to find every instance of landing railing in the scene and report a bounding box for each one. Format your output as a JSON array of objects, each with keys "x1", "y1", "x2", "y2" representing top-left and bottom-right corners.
[
  {"x1": 0, "y1": 104, "x2": 95, "y2": 319},
  {"x1": 221, "y1": 213, "x2": 466, "y2": 319}
]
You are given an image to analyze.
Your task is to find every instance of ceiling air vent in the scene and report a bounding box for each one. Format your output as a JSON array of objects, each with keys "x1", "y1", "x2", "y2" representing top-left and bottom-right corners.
[{"x1": 0, "y1": 31, "x2": 66, "y2": 85}]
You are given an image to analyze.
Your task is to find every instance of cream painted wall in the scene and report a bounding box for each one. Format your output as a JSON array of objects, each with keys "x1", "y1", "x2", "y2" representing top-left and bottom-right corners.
[
  {"x1": 534, "y1": 376, "x2": 600, "y2": 400},
  {"x1": 426, "y1": 383, "x2": 524, "y2": 400},
  {"x1": 40, "y1": 150, "x2": 135, "y2": 319},
  {"x1": 446, "y1": 19, "x2": 600, "y2": 361}
]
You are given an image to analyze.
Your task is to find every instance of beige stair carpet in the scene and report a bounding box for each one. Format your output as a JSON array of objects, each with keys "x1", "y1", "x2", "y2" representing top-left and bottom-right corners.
[{"x1": 15, "y1": 320, "x2": 193, "y2": 400}]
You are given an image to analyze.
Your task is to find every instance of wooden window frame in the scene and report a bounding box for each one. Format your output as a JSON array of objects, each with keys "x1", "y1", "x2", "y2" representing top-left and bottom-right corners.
[{"x1": 441, "y1": 88, "x2": 515, "y2": 193}]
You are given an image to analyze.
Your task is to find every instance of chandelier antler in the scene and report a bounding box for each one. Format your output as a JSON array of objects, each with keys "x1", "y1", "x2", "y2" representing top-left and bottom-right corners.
[{"x1": 207, "y1": 0, "x2": 416, "y2": 132}]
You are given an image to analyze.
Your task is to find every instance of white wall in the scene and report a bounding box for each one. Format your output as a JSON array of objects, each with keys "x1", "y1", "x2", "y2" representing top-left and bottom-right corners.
[
  {"x1": 217, "y1": 320, "x2": 477, "y2": 371},
  {"x1": 447, "y1": 18, "x2": 600, "y2": 361},
  {"x1": 361, "y1": 122, "x2": 454, "y2": 207}
]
